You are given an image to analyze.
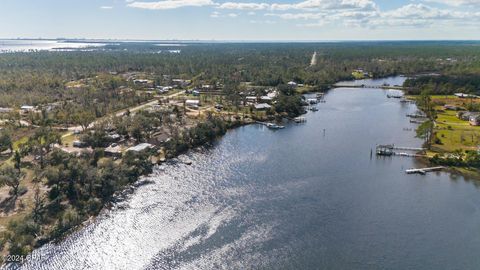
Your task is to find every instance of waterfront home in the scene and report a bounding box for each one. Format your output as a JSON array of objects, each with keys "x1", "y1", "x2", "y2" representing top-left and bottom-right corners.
[
  {"x1": 457, "y1": 111, "x2": 479, "y2": 121},
  {"x1": 148, "y1": 132, "x2": 171, "y2": 145},
  {"x1": 254, "y1": 103, "x2": 272, "y2": 110},
  {"x1": 185, "y1": 99, "x2": 200, "y2": 108},
  {"x1": 127, "y1": 143, "x2": 154, "y2": 153},
  {"x1": 470, "y1": 115, "x2": 480, "y2": 126}
]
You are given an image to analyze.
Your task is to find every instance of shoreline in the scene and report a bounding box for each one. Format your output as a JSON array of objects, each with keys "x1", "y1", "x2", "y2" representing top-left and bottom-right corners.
[{"x1": 4, "y1": 113, "x2": 300, "y2": 266}]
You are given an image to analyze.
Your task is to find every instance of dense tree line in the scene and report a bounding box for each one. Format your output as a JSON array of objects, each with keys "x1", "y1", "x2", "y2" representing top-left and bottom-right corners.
[
  {"x1": 2, "y1": 41, "x2": 479, "y2": 112},
  {"x1": 405, "y1": 74, "x2": 480, "y2": 95}
]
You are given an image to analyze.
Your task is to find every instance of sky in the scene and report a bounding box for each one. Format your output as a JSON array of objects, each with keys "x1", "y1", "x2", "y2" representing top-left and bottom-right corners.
[{"x1": 1, "y1": 0, "x2": 480, "y2": 40}]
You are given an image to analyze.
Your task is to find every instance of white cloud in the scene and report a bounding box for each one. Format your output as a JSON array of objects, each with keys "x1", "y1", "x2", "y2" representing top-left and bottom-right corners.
[
  {"x1": 100, "y1": 6, "x2": 114, "y2": 9},
  {"x1": 217, "y1": 0, "x2": 377, "y2": 11},
  {"x1": 127, "y1": 0, "x2": 214, "y2": 10},
  {"x1": 424, "y1": 0, "x2": 480, "y2": 6},
  {"x1": 250, "y1": 19, "x2": 276, "y2": 24},
  {"x1": 218, "y1": 2, "x2": 270, "y2": 10},
  {"x1": 210, "y1": 11, "x2": 240, "y2": 18},
  {"x1": 273, "y1": 2, "x2": 480, "y2": 29},
  {"x1": 266, "y1": 12, "x2": 326, "y2": 20}
]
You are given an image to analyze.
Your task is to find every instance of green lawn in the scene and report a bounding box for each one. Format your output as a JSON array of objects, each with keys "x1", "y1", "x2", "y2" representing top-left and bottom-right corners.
[{"x1": 433, "y1": 108, "x2": 480, "y2": 152}]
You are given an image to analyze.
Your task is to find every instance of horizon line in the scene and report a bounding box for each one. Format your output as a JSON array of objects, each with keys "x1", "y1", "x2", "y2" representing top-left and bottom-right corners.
[{"x1": 2, "y1": 38, "x2": 480, "y2": 43}]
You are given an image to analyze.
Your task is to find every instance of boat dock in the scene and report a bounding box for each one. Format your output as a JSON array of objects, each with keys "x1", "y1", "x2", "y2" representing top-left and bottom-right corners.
[
  {"x1": 293, "y1": 117, "x2": 307, "y2": 123},
  {"x1": 392, "y1": 146, "x2": 425, "y2": 151},
  {"x1": 410, "y1": 120, "x2": 426, "y2": 124},
  {"x1": 256, "y1": 121, "x2": 285, "y2": 129},
  {"x1": 405, "y1": 166, "x2": 445, "y2": 175},
  {"x1": 406, "y1": 113, "x2": 427, "y2": 118},
  {"x1": 376, "y1": 144, "x2": 425, "y2": 157}
]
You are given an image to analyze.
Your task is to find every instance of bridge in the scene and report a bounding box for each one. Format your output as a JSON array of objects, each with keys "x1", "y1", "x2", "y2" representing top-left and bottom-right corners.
[{"x1": 333, "y1": 84, "x2": 407, "y2": 90}]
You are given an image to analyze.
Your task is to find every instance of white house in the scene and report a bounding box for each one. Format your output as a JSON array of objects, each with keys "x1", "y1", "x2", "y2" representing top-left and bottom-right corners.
[
  {"x1": 20, "y1": 105, "x2": 35, "y2": 113},
  {"x1": 127, "y1": 143, "x2": 154, "y2": 153},
  {"x1": 0, "y1": 107, "x2": 13, "y2": 113},
  {"x1": 287, "y1": 81, "x2": 298, "y2": 88},
  {"x1": 185, "y1": 99, "x2": 201, "y2": 108},
  {"x1": 254, "y1": 103, "x2": 272, "y2": 110}
]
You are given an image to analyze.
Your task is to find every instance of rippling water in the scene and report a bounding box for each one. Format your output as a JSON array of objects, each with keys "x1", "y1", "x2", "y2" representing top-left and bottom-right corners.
[
  {"x1": 14, "y1": 77, "x2": 480, "y2": 270},
  {"x1": 0, "y1": 40, "x2": 105, "y2": 53}
]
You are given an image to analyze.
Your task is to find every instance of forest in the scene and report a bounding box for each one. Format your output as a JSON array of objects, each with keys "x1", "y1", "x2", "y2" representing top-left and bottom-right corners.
[{"x1": 1, "y1": 41, "x2": 480, "y2": 111}]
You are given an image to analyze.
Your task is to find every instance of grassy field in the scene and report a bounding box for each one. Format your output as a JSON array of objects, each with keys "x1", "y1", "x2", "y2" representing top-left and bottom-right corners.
[
  {"x1": 432, "y1": 106, "x2": 480, "y2": 152},
  {"x1": 430, "y1": 95, "x2": 480, "y2": 107}
]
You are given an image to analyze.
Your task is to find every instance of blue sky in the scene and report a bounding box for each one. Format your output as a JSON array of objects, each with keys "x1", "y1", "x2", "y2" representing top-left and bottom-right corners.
[{"x1": 1, "y1": 0, "x2": 480, "y2": 40}]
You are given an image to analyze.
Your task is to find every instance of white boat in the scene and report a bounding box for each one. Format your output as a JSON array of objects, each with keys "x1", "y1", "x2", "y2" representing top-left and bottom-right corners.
[{"x1": 266, "y1": 123, "x2": 285, "y2": 129}]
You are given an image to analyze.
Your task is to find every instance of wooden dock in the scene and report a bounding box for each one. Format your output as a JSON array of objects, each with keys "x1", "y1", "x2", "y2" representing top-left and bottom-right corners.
[
  {"x1": 392, "y1": 146, "x2": 425, "y2": 151},
  {"x1": 376, "y1": 144, "x2": 425, "y2": 156},
  {"x1": 405, "y1": 166, "x2": 444, "y2": 175}
]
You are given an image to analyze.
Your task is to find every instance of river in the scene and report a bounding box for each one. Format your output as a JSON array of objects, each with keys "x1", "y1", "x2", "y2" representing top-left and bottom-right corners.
[{"x1": 15, "y1": 77, "x2": 480, "y2": 270}]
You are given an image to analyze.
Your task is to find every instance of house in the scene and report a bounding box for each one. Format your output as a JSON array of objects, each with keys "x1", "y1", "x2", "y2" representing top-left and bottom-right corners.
[
  {"x1": 157, "y1": 86, "x2": 173, "y2": 94},
  {"x1": 185, "y1": 99, "x2": 200, "y2": 108},
  {"x1": 73, "y1": 141, "x2": 87, "y2": 148},
  {"x1": 287, "y1": 81, "x2": 298, "y2": 88},
  {"x1": 192, "y1": 90, "x2": 200, "y2": 96},
  {"x1": 0, "y1": 107, "x2": 13, "y2": 114},
  {"x1": 266, "y1": 91, "x2": 278, "y2": 99},
  {"x1": 254, "y1": 103, "x2": 272, "y2": 111},
  {"x1": 133, "y1": 79, "x2": 150, "y2": 85},
  {"x1": 21, "y1": 105, "x2": 35, "y2": 113},
  {"x1": 201, "y1": 84, "x2": 215, "y2": 91},
  {"x1": 107, "y1": 134, "x2": 122, "y2": 142},
  {"x1": 148, "y1": 132, "x2": 171, "y2": 145},
  {"x1": 260, "y1": 96, "x2": 273, "y2": 103},
  {"x1": 172, "y1": 79, "x2": 191, "y2": 88},
  {"x1": 470, "y1": 115, "x2": 480, "y2": 126},
  {"x1": 458, "y1": 112, "x2": 479, "y2": 121},
  {"x1": 104, "y1": 145, "x2": 123, "y2": 158},
  {"x1": 246, "y1": 96, "x2": 258, "y2": 103},
  {"x1": 127, "y1": 143, "x2": 154, "y2": 153}
]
